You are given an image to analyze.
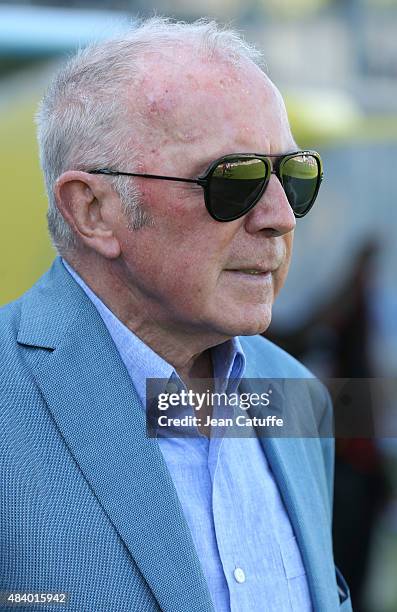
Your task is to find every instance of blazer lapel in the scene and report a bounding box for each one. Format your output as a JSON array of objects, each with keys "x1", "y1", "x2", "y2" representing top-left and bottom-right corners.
[
  {"x1": 240, "y1": 352, "x2": 340, "y2": 611},
  {"x1": 17, "y1": 259, "x2": 214, "y2": 612}
]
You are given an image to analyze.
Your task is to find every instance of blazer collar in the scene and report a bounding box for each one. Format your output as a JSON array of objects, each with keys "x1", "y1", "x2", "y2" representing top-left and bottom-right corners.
[{"x1": 17, "y1": 258, "x2": 214, "y2": 612}]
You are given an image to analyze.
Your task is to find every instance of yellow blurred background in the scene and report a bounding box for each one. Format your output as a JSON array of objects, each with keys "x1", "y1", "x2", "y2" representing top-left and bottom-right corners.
[{"x1": 1, "y1": 96, "x2": 54, "y2": 303}]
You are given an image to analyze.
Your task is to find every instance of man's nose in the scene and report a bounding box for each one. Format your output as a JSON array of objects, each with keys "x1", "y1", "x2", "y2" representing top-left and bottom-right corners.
[{"x1": 243, "y1": 175, "x2": 296, "y2": 237}]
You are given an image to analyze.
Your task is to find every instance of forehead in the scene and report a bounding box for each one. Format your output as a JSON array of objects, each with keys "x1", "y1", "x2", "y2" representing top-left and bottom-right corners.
[{"x1": 132, "y1": 50, "x2": 293, "y2": 167}]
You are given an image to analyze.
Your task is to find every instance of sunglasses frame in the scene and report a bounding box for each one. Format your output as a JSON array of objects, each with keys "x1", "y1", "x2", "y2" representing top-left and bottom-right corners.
[{"x1": 88, "y1": 149, "x2": 323, "y2": 222}]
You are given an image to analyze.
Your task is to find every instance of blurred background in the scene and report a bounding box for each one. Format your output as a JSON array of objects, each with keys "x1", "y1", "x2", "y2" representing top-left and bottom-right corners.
[{"x1": 0, "y1": 0, "x2": 396, "y2": 610}]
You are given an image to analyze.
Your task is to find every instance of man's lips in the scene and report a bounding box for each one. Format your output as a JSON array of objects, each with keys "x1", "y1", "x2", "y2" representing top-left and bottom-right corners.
[
  {"x1": 222, "y1": 268, "x2": 276, "y2": 284},
  {"x1": 224, "y1": 267, "x2": 276, "y2": 275}
]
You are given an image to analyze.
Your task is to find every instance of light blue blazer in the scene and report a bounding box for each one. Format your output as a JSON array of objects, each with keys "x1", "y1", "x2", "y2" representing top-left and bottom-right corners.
[{"x1": 0, "y1": 258, "x2": 352, "y2": 611}]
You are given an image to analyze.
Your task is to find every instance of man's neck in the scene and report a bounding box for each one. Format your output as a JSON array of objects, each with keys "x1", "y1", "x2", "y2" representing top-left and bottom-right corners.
[
  {"x1": 63, "y1": 254, "x2": 226, "y2": 377},
  {"x1": 176, "y1": 349, "x2": 214, "y2": 388}
]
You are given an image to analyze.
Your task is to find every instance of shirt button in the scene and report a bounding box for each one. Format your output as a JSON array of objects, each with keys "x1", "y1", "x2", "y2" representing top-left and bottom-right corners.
[{"x1": 233, "y1": 567, "x2": 246, "y2": 584}]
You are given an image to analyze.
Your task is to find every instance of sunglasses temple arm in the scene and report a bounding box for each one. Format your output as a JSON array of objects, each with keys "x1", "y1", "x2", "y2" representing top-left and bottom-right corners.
[{"x1": 88, "y1": 168, "x2": 206, "y2": 186}]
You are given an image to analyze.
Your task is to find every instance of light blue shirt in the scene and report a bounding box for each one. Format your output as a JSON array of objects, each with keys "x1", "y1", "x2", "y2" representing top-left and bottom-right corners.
[{"x1": 63, "y1": 259, "x2": 312, "y2": 611}]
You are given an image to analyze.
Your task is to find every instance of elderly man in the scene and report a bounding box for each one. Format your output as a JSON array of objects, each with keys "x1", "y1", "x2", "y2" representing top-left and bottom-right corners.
[{"x1": 0, "y1": 18, "x2": 351, "y2": 612}]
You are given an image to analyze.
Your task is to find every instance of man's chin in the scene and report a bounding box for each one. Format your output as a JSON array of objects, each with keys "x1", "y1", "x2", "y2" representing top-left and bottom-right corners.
[
  {"x1": 237, "y1": 320, "x2": 272, "y2": 337},
  {"x1": 216, "y1": 309, "x2": 273, "y2": 338}
]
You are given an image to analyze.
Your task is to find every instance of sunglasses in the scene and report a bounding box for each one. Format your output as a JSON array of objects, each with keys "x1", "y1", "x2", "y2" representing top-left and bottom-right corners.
[{"x1": 89, "y1": 150, "x2": 323, "y2": 222}]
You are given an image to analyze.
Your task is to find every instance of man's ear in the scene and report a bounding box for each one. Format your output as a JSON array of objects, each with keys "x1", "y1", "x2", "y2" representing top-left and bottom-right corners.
[{"x1": 54, "y1": 171, "x2": 121, "y2": 259}]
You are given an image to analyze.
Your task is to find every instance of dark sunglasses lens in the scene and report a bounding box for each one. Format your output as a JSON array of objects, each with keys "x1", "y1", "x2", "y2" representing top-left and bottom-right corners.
[
  {"x1": 280, "y1": 154, "x2": 320, "y2": 216},
  {"x1": 208, "y1": 158, "x2": 268, "y2": 221}
]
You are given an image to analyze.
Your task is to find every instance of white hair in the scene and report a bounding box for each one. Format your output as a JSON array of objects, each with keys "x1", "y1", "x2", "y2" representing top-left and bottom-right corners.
[{"x1": 36, "y1": 17, "x2": 264, "y2": 253}]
